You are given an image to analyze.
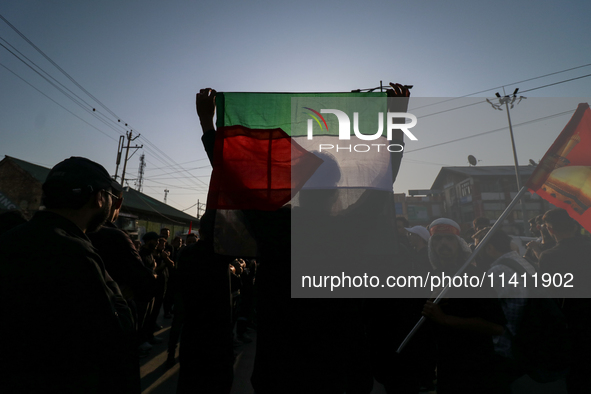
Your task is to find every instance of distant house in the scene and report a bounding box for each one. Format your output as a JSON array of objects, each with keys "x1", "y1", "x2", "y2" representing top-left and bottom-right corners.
[
  {"x1": 0, "y1": 156, "x2": 198, "y2": 239},
  {"x1": 394, "y1": 190, "x2": 444, "y2": 227},
  {"x1": 430, "y1": 165, "x2": 554, "y2": 234}
]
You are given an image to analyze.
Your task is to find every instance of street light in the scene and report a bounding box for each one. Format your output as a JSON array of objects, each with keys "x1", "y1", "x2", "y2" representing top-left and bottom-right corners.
[{"x1": 488, "y1": 88, "x2": 530, "y2": 236}]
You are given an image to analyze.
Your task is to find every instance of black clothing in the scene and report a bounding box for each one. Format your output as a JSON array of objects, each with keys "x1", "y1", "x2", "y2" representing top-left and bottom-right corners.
[
  {"x1": 0, "y1": 211, "x2": 137, "y2": 393},
  {"x1": 432, "y1": 266, "x2": 507, "y2": 394},
  {"x1": 177, "y1": 240, "x2": 234, "y2": 393},
  {"x1": 242, "y1": 209, "x2": 292, "y2": 393},
  {"x1": 139, "y1": 246, "x2": 156, "y2": 273},
  {"x1": 202, "y1": 112, "x2": 410, "y2": 391},
  {"x1": 163, "y1": 246, "x2": 182, "y2": 316},
  {"x1": 539, "y1": 235, "x2": 591, "y2": 393},
  {"x1": 137, "y1": 245, "x2": 157, "y2": 340},
  {"x1": 87, "y1": 222, "x2": 155, "y2": 302},
  {"x1": 145, "y1": 251, "x2": 168, "y2": 336},
  {"x1": 203, "y1": 129, "x2": 289, "y2": 392},
  {"x1": 87, "y1": 222, "x2": 155, "y2": 387},
  {"x1": 365, "y1": 244, "x2": 433, "y2": 394},
  {"x1": 163, "y1": 241, "x2": 173, "y2": 254},
  {"x1": 434, "y1": 298, "x2": 506, "y2": 394},
  {"x1": 202, "y1": 128, "x2": 401, "y2": 393},
  {"x1": 539, "y1": 235, "x2": 591, "y2": 298}
]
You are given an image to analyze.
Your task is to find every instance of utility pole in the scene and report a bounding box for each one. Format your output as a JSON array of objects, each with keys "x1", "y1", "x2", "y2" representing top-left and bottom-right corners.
[
  {"x1": 119, "y1": 131, "x2": 143, "y2": 187},
  {"x1": 487, "y1": 88, "x2": 530, "y2": 236},
  {"x1": 114, "y1": 135, "x2": 125, "y2": 181},
  {"x1": 164, "y1": 189, "x2": 169, "y2": 204},
  {"x1": 196, "y1": 199, "x2": 201, "y2": 218},
  {"x1": 135, "y1": 153, "x2": 145, "y2": 192}
]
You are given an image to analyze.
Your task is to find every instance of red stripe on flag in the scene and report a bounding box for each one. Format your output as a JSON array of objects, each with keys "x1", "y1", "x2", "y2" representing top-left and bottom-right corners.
[{"x1": 207, "y1": 125, "x2": 323, "y2": 211}]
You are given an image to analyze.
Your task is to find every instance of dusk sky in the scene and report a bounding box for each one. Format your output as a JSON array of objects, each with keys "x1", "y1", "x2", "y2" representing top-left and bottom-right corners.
[{"x1": 1, "y1": 1, "x2": 590, "y2": 216}]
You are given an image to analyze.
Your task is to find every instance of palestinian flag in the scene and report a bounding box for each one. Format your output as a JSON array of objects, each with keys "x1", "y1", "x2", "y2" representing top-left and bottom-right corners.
[
  {"x1": 526, "y1": 103, "x2": 591, "y2": 231},
  {"x1": 210, "y1": 92, "x2": 407, "y2": 210},
  {"x1": 209, "y1": 92, "x2": 411, "y2": 297}
]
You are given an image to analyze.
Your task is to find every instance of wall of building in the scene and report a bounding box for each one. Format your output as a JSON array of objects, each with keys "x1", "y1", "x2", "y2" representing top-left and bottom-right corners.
[
  {"x1": 394, "y1": 193, "x2": 444, "y2": 226},
  {"x1": 0, "y1": 159, "x2": 194, "y2": 239},
  {"x1": 136, "y1": 220, "x2": 191, "y2": 241},
  {"x1": 440, "y1": 174, "x2": 554, "y2": 234},
  {"x1": 0, "y1": 160, "x2": 42, "y2": 217}
]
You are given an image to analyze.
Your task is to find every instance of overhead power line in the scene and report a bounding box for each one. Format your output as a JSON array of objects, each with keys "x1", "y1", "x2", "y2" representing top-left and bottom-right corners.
[
  {"x1": 144, "y1": 158, "x2": 210, "y2": 171},
  {"x1": 519, "y1": 73, "x2": 591, "y2": 94},
  {"x1": 411, "y1": 62, "x2": 591, "y2": 111},
  {"x1": 0, "y1": 62, "x2": 118, "y2": 141},
  {"x1": 2, "y1": 10, "x2": 589, "y2": 207},
  {"x1": 0, "y1": 13, "x2": 122, "y2": 121},
  {"x1": 1, "y1": 38, "x2": 207, "y2": 205},
  {"x1": 143, "y1": 178, "x2": 209, "y2": 191},
  {"x1": 408, "y1": 72, "x2": 591, "y2": 122},
  {"x1": 0, "y1": 43, "x2": 126, "y2": 137},
  {"x1": 405, "y1": 109, "x2": 574, "y2": 154}
]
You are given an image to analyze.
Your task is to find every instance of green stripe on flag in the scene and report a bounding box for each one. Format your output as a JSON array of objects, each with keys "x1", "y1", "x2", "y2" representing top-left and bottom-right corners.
[{"x1": 216, "y1": 92, "x2": 387, "y2": 136}]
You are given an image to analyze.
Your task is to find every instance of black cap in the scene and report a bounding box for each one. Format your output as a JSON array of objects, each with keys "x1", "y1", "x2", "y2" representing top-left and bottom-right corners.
[
  {"x1": 143, "y1": 232, "x2": 159, "y2": 242},
  {"x1": 43, "y1": 157, "x2": 122, "y2": 197}
]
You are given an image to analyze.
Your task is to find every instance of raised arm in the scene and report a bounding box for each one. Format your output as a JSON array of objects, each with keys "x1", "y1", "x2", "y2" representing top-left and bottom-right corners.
[
  {"x1": 387, "y1": 82, "x2": 411, "y2": 98},
  {"x1": 196, "y1": 88, "x2": 217, "y2": 133},
  {"x1": 196, "y1": 88, "x2": 217, "y2": 164},
  {"x1": 387, "y1": 82, "x2": 411, "y2": 184}
]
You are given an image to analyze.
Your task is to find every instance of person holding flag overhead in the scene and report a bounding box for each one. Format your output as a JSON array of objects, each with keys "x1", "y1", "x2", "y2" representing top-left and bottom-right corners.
[{"x1": 196, "y1": 84, "x2": 413, "y2": 393}]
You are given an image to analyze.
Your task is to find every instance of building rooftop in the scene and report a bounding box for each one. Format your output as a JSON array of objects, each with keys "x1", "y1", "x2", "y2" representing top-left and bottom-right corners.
[
  {"x1": 2, "y1": 155, "x2": 197, "y2": 223},
  {"x1": 6, "y1": 156, "x2": 51, "y2": 184},
  {"x1": 119, "y1": 187, "x2": 197, "y2": 222},
  {"x1": 431, "y1": 165, "x2": 537, "y2": 190}
]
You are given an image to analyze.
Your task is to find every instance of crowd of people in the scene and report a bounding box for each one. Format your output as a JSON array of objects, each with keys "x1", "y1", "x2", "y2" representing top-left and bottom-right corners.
[
  {"x1": 402, "y1": 210, "x2": 591, "y2": 394},
  {"x1": 0, "y1": 156, "x2": 258, "y2": 393},
  {"x1": 0, "y1": 84, "x2": 589, "y2": 394}
]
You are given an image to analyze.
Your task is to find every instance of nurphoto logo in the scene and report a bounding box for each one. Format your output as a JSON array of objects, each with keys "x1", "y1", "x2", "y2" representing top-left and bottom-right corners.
[{"x1": 303, "y1": 107, "x2": 418, "y2": 153}]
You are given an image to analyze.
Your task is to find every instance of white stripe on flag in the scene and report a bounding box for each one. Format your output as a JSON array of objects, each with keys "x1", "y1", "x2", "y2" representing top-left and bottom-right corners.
[{"x1": 293, "y1": 135, "x2": 393, "y2": 191}]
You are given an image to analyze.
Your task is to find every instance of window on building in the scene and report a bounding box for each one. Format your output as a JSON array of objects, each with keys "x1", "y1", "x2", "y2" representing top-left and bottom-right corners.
[{"x1": 460, "y1": 181, "x2": 471, "y2": 197}]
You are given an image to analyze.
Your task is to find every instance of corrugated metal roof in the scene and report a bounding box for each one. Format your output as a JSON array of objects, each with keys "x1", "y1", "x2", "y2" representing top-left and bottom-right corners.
[
  {"x1": 119, "y1": 187, "x2": 197, "y2": 222},
  {"x1": 5, "y1": 156, "x2": 51, "y2": 183}
]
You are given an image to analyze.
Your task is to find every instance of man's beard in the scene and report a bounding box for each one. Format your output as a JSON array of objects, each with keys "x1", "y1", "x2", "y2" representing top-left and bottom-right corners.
[
  {"x1": 436, "y1": 245, "x2": 455, "y2": 261},
  {"x1": 87, "y1": 201, "x2": 111, "y2": 233},
  {"x1": 437, "y1": 247, "x2": 459, "y2": 270}
]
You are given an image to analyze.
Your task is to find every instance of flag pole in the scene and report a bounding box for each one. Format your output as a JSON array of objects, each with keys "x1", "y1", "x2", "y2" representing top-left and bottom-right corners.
[{"x1": 396, "y1": 185, "x2": 530, "y2": 353}]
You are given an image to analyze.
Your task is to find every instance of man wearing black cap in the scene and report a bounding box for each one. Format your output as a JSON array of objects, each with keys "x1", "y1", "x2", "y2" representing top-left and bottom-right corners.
[{"x1": 0, "y1": 157, "x2": 137, "y2": 393}]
